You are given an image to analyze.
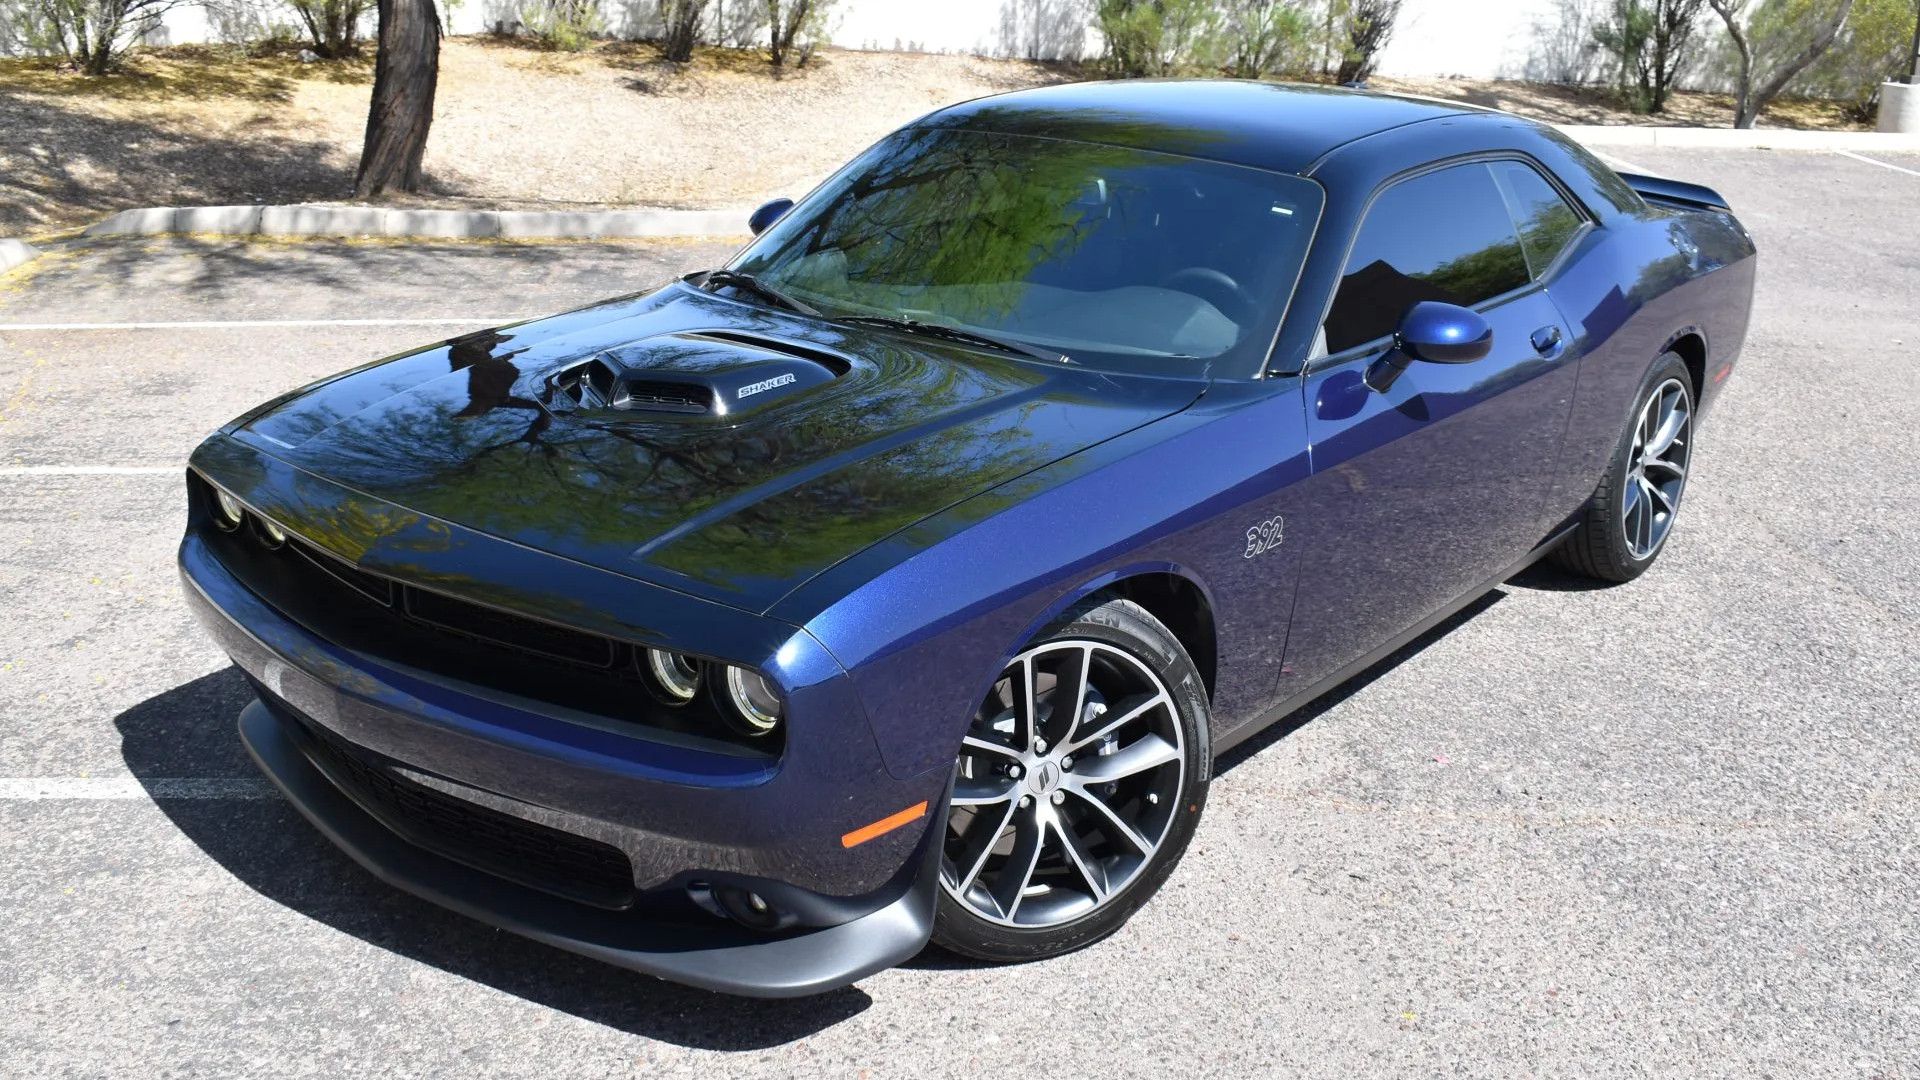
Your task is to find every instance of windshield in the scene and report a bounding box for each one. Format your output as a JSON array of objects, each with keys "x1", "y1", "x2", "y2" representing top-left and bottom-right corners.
[{"x1": 727, "y1": 127, "x2": 1324, "y2": 377}]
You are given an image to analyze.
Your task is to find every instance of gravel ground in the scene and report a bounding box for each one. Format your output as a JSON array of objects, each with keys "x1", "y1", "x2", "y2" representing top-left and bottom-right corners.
[
  {"x1": 0, "y1": 38, "x2": 1865, "y2": 238},
  {"x1": 0, "y1": 149, "x2": 1915, "y2": 1077}
]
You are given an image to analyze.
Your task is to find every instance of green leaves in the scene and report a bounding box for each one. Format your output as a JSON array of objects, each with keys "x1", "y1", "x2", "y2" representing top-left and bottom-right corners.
[{"x1": 1098, "y1": 0, "x2": 1336, "y2": 80}]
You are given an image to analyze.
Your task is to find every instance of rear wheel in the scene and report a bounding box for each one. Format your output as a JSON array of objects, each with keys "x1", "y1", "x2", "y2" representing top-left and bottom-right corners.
[
  {"x1": 1553, "y1": 352, "x2": 1695, "y2": 582},
  {"x1": 931, "y1": 597, "x2": 1209, "y2": 963}
]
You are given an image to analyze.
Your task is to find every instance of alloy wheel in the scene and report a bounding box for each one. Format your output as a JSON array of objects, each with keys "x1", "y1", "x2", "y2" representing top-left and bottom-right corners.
[
  {"x1": 940, "y1": 640, "x2": 1186, "y2": 929},
  {"x1": 1622, "y1": 377, "x2": 1692, "y2": 560}
]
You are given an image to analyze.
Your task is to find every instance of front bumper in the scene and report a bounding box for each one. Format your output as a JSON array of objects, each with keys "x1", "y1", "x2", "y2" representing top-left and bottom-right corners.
[
  {"x1": 238, "y1": 699, "x2": 943, "y2": 997},
  {"x1": 178, "y1": 492, "x2": 950, "y2": 995}
]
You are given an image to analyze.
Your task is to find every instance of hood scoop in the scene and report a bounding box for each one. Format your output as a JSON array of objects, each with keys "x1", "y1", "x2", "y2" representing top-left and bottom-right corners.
[{"x1": 548, "y1": 330, "x2": 846, "y2": 419}]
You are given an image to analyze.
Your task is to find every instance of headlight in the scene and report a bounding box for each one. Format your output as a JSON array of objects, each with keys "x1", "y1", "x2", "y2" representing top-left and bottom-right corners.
[
  {"x1": 719, "y1": 665, "x2": 782, "y2": 737},
  {"x1": 212, "y1": 488, "x2": 245, "y2": 530},
  {"x1": 644, "y1": 648, "x2": 703, "y2": 704},
  {"x1": 258, "y1": 517, "x2": 288, "y2": 546}
]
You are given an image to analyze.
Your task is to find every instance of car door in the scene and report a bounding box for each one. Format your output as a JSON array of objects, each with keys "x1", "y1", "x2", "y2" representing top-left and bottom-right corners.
[{"x1": 1278, "y1": 159, "x2": 1582, "y2": 692}]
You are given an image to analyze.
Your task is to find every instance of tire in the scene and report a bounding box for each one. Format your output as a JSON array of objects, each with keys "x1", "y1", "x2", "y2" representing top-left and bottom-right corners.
[
  {"x1": 931, "y1": 596, "x2": 1210, "y2": 963},
  {"x1": 1552, "y1": 351, "x2": 1696, "y2": 582}
]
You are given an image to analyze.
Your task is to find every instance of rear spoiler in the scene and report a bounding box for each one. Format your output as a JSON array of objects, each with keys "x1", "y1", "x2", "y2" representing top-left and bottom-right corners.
[{"x1": 1618, "y1": 172, "x2": 1731, "y2": 213}]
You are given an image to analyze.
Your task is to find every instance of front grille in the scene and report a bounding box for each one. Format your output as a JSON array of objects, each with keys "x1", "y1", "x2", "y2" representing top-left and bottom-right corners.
[
  {"x1": 293, "y1": 715, "x2": 638, "y2": 910},
  {"x1": 402, "y1": 585, "x2": 616, "y2": 668},
  {"x1": 273, "y1": 529, "x2": 623, "y2": 674},
  {"x1": 189, "y1": 473, "x2": 782, "y2": 756},
  {"x1": 287, "y1": 540, "x2": 393, "y2": 605}
]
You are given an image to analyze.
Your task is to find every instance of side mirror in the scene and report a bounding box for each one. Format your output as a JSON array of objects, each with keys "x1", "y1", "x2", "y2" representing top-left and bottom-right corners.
[
  {"x1": 1366, "y1": 301, "x2": 1492, "y2": 392},
  {"x1": 748, "y1": 198, "x2": 794, "y2": 236},
  {"x1": 1398, "y1": 301, "x2": 1492, "y2": 363}
]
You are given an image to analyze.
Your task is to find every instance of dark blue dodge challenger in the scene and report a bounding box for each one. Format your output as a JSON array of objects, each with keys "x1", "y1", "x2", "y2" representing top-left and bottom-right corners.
[{"x1": 181, "y1": 81, "x2": 1755, "y2": 995}]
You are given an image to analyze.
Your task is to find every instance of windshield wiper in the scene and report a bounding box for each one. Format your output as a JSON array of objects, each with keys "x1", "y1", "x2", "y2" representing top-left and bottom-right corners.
[
  {"x1": 697, "y1": 269, "x2": 821, "y2": 316},
  {"x1": 837, "y1": 315, "x2": 1072, "y2": 365}
]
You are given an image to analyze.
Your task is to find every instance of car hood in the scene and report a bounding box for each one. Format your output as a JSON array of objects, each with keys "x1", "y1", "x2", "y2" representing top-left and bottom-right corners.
[{"x1": 230, "y1": 284, "x2": 1205, "y2": 613}]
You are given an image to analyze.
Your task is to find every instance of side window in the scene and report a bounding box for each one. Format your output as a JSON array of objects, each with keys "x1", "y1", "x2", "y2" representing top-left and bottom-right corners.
[
  {"x1": 1323, "y1": 163, "x2": 1529, "y2": 354},
  {"x1": 1492, "y1": 160, "x2": 1585, "y2": 278}
]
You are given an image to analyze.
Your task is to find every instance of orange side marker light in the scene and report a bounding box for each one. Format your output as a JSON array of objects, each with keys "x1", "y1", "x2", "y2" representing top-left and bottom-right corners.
[{"x1": 841, "y1": 801, "x2": 929, "y2": 848}]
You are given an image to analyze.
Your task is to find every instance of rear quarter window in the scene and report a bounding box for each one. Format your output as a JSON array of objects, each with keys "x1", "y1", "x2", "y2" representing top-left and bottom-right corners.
[{"x1": 1491, "y1": 160, "x2": 1585, "y2": 278}]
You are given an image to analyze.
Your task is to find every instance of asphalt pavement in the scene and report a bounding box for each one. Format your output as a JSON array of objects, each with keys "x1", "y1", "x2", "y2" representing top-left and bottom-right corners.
[{"x1": 1, "y1": 150, "x2": 1915, "y2": 1078}]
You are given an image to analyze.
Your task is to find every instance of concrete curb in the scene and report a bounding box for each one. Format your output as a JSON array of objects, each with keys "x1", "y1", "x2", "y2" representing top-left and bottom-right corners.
[
  {"x1": 1559, "y1": 124, "x2": 1920, "y2": 150},
  {"x1": 57, "y1": 126, "x2": 1920, "y2": 246},
  {"x1": 0, "y1": 238, "x2": 40, "y2": 274},
  {"x1": 81, "y1": 204, "x2": 752, "y2": 240}
]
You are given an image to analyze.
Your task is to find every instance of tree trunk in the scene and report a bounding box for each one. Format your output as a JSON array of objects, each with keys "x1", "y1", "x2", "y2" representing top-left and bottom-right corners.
[
  {"x1": 355, "y1": 0, "x2": 440, "y2": 197},
  {"x1": 765, "y1": 0, "x2": 785, "y2": 67},
  {"x1": 1321, "y1": 0, "x2": 1336, "y2": 77},
  {"x1": 1708, "y1": 0, "x2": 1755, "y2": 126},
  {"x1": 1649, "y1": 14, "x2": 1669, "y2": 113},
  {"x1": 83, "y1": 9, "x2": 118, "y2": 76},
  {"x1": 1907, "y1": 1, "x2": 1919, "y2": 82},
  {"x1": 1729, "y1": 43, "x2": 1754, "y2": 126},
  {"x1": 294, "y1": 5, "x2": 325, "y2": 54}
]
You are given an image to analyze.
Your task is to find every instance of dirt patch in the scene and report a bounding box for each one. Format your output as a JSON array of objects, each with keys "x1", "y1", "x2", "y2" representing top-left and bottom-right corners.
[
  {"x1": 0, "y1": 38, "x2": 1866, "y2": 239},
  {"x1": 0, "y1": 39, "x2": 1075, "y2": 237},
  {"x1": 0, "y1": 46, "x2": 372, "y2": 236},
  {"x1": 419, "y1": 37, "x2": 1076, "y2": 211}
]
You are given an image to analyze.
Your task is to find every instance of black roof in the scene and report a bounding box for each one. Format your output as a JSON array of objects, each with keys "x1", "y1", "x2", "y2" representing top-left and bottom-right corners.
[{"x1": 921, "y1": 79, "x2": 1482, "y2": 174}]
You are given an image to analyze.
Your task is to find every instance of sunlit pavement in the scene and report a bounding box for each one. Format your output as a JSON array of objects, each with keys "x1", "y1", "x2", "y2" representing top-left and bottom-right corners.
[{"x1": 2, "y1": 153, "x2": 1915, "y2": 1077}]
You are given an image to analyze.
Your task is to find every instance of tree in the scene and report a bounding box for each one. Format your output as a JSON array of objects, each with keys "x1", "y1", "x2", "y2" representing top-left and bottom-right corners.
[
  {"x1": 1527, "y1": 0, "x2": 1607, "y2": 84},
  {"x1": 1709, "y1": 0, "x2": 1856, "y2": 126},
  {"x1": 1334, "y1": 0, "x2": 1401, "y2": 84},
  {"x1": 516, "y1": 0, "x2": 602, "y2": 49},
  {"x1": 289, "y1": 0, "x2": 371, "y2": 57},
  {"x1": 30, "y1": 0, "x2": 181, "y2": 75},
  {"x1": 765, "y1": 0, "x2": 830, "y2": 68},
  {"x1": 659, "y1": 0, "x2": 709, "y2": 61},
  {"x1": 1096, "y1": 0, "x2": 1217, "y2": 77},
  {"x1": 355, "y1": 0, "x2": 440, "y2": 197},
  {"x1": 1214, "y1": 0, "x2": 1313, "y2": 78},
  {"x1": 1594, "y1": 0, "x2": 1708, "y2": 113},
  {"x1": 1791, "y1": 0, "x2": 1918, "y2": 119}
]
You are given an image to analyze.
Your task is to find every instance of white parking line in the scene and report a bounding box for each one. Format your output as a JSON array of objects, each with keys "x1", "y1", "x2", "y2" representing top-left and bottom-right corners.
[
  {"x1": 0, "y1": 317, "x2": 517, "y2": 332},
  {"x1": 0, "y1": 465, "x2": 179, "y2": 476},
  {"x1": 0, "y1": 777, "x2": 277, "y2": 800},
  {"x1": 1597, "y1": 152, "x2": 1660, "y2": 177},
  {"x1": 1834, "y1": 149, "x2": 1920, "y2": 177}
]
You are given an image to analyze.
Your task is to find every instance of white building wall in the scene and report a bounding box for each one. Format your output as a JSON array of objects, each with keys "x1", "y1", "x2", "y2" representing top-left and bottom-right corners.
[{"x1": 1372, "y1": 0, "x2": 1567, "y2": 79}]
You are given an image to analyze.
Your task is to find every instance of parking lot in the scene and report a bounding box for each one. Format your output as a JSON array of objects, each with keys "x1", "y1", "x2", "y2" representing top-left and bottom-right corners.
[{"x1": 2, "y1": 148, "x2": 1916, "y2": 1078}]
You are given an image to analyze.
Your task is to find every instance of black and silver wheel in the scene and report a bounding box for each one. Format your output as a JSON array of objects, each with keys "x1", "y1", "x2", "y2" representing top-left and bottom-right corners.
[
  {"x1": 1554, "y1": 351, "x2": 1695, "y2": 582},
  {"x1": 932, "y1": 597, "x2": 1209, "y2": 962},
  {"x1": 1621, "y1": 376, "x2": 1692, "y2": 560}
]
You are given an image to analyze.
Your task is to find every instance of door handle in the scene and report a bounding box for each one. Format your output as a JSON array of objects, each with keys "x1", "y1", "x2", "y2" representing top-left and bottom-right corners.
[{"x1": 1530, "y1": 325, "x2": 1566, "y2": 358}]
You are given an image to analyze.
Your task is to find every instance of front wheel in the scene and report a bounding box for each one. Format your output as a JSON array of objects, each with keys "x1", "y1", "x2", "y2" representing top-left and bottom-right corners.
[
  {"x1": 1552, "y1": 352, "x2": 1696, "y2": 582},
  {"x1": 931, "y1": 597, "x2": 1210, "y2": 963}
]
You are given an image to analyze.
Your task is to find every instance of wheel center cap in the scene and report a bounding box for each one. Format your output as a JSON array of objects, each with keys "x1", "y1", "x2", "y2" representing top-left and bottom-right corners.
[{"x1": 1027, "y1": 759, "x2": 1062, "y2": 795}]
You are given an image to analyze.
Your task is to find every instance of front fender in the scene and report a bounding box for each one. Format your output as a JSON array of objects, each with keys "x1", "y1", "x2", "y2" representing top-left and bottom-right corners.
[{"x1": 779, "y1": 382, "x2": 1312, "y2": 780}]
